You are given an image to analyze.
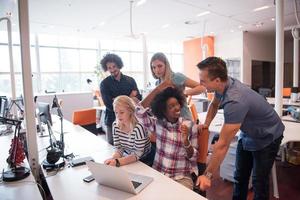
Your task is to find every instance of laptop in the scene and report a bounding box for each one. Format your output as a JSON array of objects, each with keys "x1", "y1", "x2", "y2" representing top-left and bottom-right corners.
[{"x1": 87, "y1": 161, "x2": 153, "y2": 194}]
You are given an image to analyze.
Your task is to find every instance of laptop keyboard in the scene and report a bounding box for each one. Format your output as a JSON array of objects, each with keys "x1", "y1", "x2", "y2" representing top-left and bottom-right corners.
[{"x1": 131, "y1": 180, "x2": 142, "y2": 189}]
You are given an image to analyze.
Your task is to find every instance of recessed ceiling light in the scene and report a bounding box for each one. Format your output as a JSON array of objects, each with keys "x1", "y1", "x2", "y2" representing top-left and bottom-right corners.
[
  {"x1": 238, "y1": 25, "x2": 243, "y2": 29},
  {"x1": 271, "y1": 18, "x2": 275, "y2": 21},
  {"x1": 253, "y1": 5, "x2": 270, "y2": 12},
  {"x1": 136, "y1": 0, "x2": 147, "y2": 7},
  {"x1": 162, "y1": 24, "x2": 170, "y2": 29},
  {"x1": 197, "y1": 11, "x2": 210, "y2": 17}
]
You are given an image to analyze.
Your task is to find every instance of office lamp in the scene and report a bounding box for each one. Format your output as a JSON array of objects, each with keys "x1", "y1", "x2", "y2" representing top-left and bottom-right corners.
[{"x1": 0, "y1": 117, "x2": 30, "y2": 182}]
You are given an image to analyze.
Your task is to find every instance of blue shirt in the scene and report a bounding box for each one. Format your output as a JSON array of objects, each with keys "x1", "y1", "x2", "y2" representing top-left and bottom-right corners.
[
  {"x1": 100, "y1": 73, "x2": 142, "y2": 126},
  {"x1": 156, "y1": 72, "x2": 192, "y2": 120},
  {"x1": 215, "y1": 77, "x2": 284, "y2": 151}
]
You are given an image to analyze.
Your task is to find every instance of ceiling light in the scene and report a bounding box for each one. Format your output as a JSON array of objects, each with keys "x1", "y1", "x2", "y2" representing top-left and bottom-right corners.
[
  {"x1": 136, "y1": 0, "x2": 147, "y2": 7},
  {"x1": 255, "y1": 22, "x2": 264, "y2": 27},
  {"x1": 271, "y1": 18, "x2": 275, "y2": 21},
  {"x1": 162, "y1": 24, "x2": 170, "y2": 29},
  {"x1": 98, "y1": 21, "x2": 105, "y2": 26},
  {"x1": 197, "y1": 11, "x2": 210, "y2": 17},
  {"x1": 238, "y1": 25, "x2": 243, "y2": 29},
  {"x1": 253, "y1": 5, "x2": 270, "y2": 12}
]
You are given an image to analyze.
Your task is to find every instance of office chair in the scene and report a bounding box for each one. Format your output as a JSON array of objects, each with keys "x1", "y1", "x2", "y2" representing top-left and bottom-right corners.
[{"x1": 72, "y1": 108, "x2": 98, "y2": 135}]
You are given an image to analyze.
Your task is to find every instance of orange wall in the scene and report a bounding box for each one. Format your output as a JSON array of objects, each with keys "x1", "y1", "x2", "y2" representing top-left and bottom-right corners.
[{"x1": 183, "y1": 36, "x2": 214, "y2": 81}]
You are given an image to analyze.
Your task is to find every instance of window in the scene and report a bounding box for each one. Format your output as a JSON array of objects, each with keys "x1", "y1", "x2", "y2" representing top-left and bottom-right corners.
[{"x1": 0, "y1": 31, "x2": 184, "y2": 95}]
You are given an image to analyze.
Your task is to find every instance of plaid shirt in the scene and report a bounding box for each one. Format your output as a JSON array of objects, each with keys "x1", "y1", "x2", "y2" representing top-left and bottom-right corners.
[{"x1": 136, "y1": 105, "x2": 198, "y2": 180}]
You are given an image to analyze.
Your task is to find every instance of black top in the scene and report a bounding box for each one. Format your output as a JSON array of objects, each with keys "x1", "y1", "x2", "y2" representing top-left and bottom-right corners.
[{"x1": 100, "y1": 73, "x2": 142, "y2": 126}]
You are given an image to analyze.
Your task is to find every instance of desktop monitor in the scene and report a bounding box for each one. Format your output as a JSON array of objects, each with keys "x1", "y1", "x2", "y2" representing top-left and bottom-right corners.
[{"x1": 37, "y1": 102, "x2": 53, "y2": 126}]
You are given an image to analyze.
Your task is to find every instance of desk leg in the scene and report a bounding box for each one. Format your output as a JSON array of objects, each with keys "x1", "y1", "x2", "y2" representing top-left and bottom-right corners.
[{"x1": 272, "y1": 163, "x2": 279, "y2": 198}]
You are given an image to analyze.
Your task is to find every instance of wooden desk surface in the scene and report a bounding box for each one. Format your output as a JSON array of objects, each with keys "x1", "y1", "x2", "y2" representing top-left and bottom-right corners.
[
  {"x1": 0, "y1": 133, "x2": 43, "y2": 200},
  {"x1": 39, "y1": 117, "x2": 207, "y2": 200}
]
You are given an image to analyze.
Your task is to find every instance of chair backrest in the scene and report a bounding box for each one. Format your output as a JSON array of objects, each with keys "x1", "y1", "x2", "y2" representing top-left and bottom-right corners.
[
  {"x1": 283, "y1": 88, "x2": 291, "y2": 97},
  {"x1": 207, "y1": 92, "x2": 214, "y2": 101},
  {"x1": 72, "y1": 108, "x2": 96, "y2": 125},
  {"x1": 197, "y1": 128, "x2": 209, "y2": 164},
  {"x1": 188, "y1": 103, "x2": 198, "y2": 124}
]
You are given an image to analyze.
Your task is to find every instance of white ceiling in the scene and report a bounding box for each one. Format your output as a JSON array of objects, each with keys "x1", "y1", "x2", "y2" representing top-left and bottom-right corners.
[{"x1": 1, "y1": 0, "x2": 300, "y2": 41}]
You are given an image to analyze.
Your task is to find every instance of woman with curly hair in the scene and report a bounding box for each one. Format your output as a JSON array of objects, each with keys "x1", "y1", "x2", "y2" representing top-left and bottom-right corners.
[{"x1": 136, "y1": 87, "x2": 199, "y2": 190}]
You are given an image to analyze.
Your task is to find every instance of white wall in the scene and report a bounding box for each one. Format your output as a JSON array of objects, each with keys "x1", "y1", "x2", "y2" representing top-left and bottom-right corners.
[
  {"x1": 36, "y1": 91, "x2": 93, "y2": 121},
  {"x1": 215, "y1": 31, "x2": 243, "y2": 59},
  {"x1": 242, "y1": 32, "x2": 276, "y2": 86},
  {"x1": 214, "y1": 31, "x2": 243, "y2": 80}
]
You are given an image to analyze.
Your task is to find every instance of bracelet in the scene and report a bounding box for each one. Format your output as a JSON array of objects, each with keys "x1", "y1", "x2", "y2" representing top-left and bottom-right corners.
[{"x1": 183, "y1": 142, "x2": 191, "y2": 149}]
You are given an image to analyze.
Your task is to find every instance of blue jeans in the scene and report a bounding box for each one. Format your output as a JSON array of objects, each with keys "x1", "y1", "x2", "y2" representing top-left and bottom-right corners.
[{"x1": 233, "y1": 135, "x2": 283, "y2": 200}]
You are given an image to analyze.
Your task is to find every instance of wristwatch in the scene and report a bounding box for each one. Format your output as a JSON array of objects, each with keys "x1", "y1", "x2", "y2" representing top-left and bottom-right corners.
[
  {"x1": 115, "y1": 159, "x2": 120, "y2": 167},
  {"x1": 204, "y1": 171, "x2": 213, "y2": 180}
]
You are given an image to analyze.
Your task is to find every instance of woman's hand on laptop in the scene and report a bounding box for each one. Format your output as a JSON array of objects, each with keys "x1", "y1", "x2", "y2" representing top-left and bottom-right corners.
[{"x1": 104, "y1": 158, "x2": 116, "y2": 166}]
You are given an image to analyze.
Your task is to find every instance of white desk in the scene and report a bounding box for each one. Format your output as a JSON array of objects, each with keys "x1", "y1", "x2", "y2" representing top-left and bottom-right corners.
[
  {"x1": 266, "y1": 97, "x2": 300, "y2": 107},
  {"x1": 0, "y1": 133, "x2": 43, "y2": 200},
  {"x1": 198, "y1": 111, "x2": 300, "y2": 146},
  {"x1": 39, "y1": 117, "x2": 207, "y2": 200}
]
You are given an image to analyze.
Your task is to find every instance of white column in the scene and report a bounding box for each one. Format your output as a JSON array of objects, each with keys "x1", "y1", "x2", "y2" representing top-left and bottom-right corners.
[
  {"x1": 7, "y1": 17, "x2": 16, "y2": 101},
  {"x1": 34, "y1": 34, "x2": 42, "y2": 93},
  {"x1": 18, "y1": 0, "x2": 40, "y2": 179},
  {"x1": 273, "y1": 0, "x2": 284, "y2": 199},
  {"x1": 275, "y1": 0, "x2": 284, "y2": 117},
  {"x1": 142, "y1": 33, "x2": 148, "y2": 89},
  {"x1": 0, "y1": 17, "x2": 16, "y2": 100},
  {"x1": 293, "y1": 28, "x2": 299, "y2": 87}
]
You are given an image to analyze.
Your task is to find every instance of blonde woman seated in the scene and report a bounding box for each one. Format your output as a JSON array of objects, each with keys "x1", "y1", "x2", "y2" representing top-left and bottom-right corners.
[{"x1": 104, "y1": 95, "x2": 152, "y2": 167}]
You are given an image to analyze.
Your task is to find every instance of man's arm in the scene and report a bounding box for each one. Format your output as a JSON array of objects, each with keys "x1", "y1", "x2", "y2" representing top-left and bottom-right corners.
[{"x1": 196, "y1": 123, "x2": 241, "y2": 190}]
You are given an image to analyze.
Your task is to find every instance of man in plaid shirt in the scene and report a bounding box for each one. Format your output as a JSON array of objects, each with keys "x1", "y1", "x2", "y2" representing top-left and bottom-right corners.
[{"x1": 136, "y1": 87, "x2": 198, "y2": 190}]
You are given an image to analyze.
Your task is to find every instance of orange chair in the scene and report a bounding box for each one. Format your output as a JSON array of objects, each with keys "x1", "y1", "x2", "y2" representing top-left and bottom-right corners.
[
  {"x1": 189, "y1": 103, "x2": 199, "y2": 124},
  {"x1": 72, "y1": 108, "x2": 96, "y2": 126},
  {"x1": 187, "y1": 99, "x2": 209, "y2": 176},
  {"x1": 283, "y1": 88, "x2": 291, "y2": 97},
  {"x1": 197, "y1": 128, "x2": 209, "y2": 165}
]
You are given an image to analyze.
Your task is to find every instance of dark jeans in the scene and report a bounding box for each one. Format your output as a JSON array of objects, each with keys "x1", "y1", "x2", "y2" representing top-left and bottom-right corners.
[
  {"x1": 106, "y1": 125, "x2": 113, "y2": 145},
  {"x1": 233, "y1": 135, "x2": 283, "y2": 200}
]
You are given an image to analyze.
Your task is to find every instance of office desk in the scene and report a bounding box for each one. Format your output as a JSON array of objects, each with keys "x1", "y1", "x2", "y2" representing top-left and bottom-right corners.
[
  {"x1": 39, "y1": 117, "x2": 207, "y2": 200},
  {"x1": 0, "y1": 133, "x2": 43, "y2": 200},
  {"x1": 198, "y1": 112, "x2": 300, "y2": 146},
  {"x1": 266, "y1": 97, "x2": 300, "y2": 107}
]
